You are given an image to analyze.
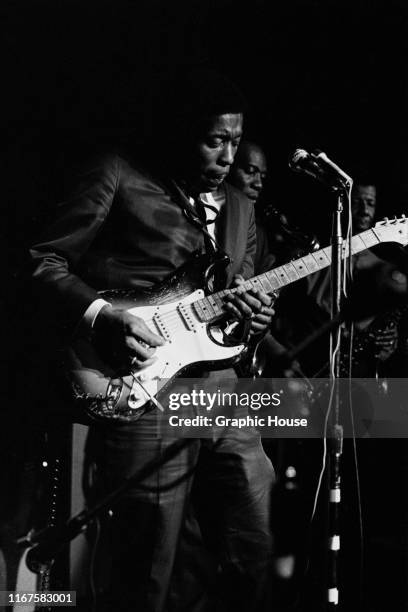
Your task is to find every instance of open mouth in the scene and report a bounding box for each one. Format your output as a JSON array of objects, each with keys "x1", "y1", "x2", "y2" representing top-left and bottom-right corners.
[{"x1": 206, "y1": 174, "x2": 227, "y2": 185}]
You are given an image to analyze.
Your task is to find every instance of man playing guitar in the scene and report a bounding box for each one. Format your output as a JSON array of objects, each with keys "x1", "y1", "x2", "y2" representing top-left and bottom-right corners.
[{"x1": 29, "y1": 68, "x2": 275, "y2": 612}]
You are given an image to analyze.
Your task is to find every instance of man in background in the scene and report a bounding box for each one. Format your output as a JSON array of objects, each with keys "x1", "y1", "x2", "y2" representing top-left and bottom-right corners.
[
  {"x1": 274, "y1": 180, "x2": 407, "y2": 376},
  {"x1": 227, "y1": 140, "x2": 268, "y2": 204}
]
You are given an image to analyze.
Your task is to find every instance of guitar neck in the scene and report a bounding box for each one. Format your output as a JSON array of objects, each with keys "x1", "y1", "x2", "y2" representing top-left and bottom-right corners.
[{"x1": 193, "y1": 226, "x2": 383, "y2": 322}]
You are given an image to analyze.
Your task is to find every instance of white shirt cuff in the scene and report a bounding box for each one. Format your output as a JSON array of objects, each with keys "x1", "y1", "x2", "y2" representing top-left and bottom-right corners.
[{"x1": 82, "y1": 298, "x2": 112, "y2": 330}]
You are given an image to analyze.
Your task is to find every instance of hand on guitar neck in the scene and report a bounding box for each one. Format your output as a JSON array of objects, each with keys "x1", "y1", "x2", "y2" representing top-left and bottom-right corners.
[{"x1": 223, "y1": 274, "x2": 275, "y2": 339}]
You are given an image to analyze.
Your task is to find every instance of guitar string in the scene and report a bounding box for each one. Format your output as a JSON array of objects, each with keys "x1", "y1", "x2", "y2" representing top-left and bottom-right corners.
[
  {"x1": 146, "y1": 250, "x2": 340, "y2": 328},
  {"x1": 136, "y1": 223, "x2": 396, "y2": 338},
  {"x1": 144, "y1": 267, "x2": 310, "y2": 330},
  {"x1": 188, "y1": 233, "x2": 380, "y2": 322},
  {"x1": 139, "y1": 254, "x2": 362, "y2": 332}
]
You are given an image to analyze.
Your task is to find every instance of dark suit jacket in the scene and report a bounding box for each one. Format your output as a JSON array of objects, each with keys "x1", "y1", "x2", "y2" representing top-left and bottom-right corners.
[{"x1": 30, "y1": 153, "x2": 256, "y2": 331}]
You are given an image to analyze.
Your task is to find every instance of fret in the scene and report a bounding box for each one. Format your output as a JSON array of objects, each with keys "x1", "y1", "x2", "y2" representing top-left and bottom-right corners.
[
  {"x1": 359, "y1": 229, "x2": 379, "y2": 248},
  {"x1": 298, "y1": 253, "x2": 320, "y2": 274},
  {"x1": 371, "y1": 226, "x2": 392, "y2": 245},
  {"x1": 202, "y1": 297, "x2": 217, "y2": 317},
  {"x1": 281, "y1": 262, "x2": 300, "y2": 283},
  {"x1": 256, "y1": 274, "x2": 274, "y2": 293},
  {"x1": 290, "y1": 259, "x2": 311, "y2": 278},
  {"x1": 311, "y1": 249, "x2": 331, "y2": 268},
  {"x1": 323, "y1": 246, "x2": 332, "y2": 260},
  {"x1": 265, "y1": 268, "x2": 285, "y2": 289},
  {"x1": 350, "y1": 234, "x2": 366, "y2": 254},
  {"x1": 217, "y1": 299, "x2": 228, "y2": 316},
  {"x1": 212, "y1": 293, "x2": 225, "y2": 313},
  {"x1": 193, "y1": 299, "x2": 207, "y2": 321},
  {"x1": 199, "y1": 298, "x2": 220, "y2": 321},
  {"x1": 217, "y1": 289, "x2": 229, "y2": 299},
  {"x1": 207, "y1": 295, "x2": 223, "y2": 316},
  {"x1": 243, "y1": 279, "x2": 256, "y2": 291},
  {"x1": 190, "y1": 220, "x2": 408, "y2": 326},
  {"x1": 273, "y1": 266, "x2": 291, "y2": 285},
  {"x1": 248, "y1": 276, "x2": 277, "y2": 295},
  {"x1": 215, "y1": 295, "x2": 225, "y2": 311}
]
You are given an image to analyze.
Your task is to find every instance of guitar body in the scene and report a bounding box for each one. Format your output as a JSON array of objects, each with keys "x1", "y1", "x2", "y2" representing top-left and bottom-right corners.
[
  {"x1": 64, "y1": 217, "x2": 408, "y2": 422},
  {"x1": 65, "y1": 253, "x2": 246, "y2": 422}
]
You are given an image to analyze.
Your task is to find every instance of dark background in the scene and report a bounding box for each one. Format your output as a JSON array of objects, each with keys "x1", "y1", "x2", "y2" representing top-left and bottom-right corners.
[
  {"x1": 3, "y1": 1, "x2": 408, "y2": 609},
  {"x1": 3, "y1": 0, "x2": 408, "y2": 276}
]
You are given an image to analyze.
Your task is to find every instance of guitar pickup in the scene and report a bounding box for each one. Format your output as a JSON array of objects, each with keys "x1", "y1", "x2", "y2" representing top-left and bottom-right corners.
[
  {"x1": 177, "y1": 303, "x2": 197, "y2": 331},
  {"x1": 152, "y1": 313, "x2": 172, "y2": 341}
]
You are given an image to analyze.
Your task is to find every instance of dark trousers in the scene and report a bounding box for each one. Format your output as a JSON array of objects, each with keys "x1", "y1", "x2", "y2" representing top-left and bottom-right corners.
[{"x1": 87, "y1": 409, "x2": 275, "y2": 612}]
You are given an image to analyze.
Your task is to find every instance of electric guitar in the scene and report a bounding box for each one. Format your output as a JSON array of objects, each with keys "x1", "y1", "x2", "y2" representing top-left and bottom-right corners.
[{"x1": 65, "y1": 216, "x2": 408, "y2": 422}]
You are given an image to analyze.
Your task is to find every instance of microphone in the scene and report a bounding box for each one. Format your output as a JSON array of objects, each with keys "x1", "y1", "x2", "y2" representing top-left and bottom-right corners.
[
  {"x1": 314, "y1": 149, "x2": 353, "y2": 187},
  {"x1": 289, "y1": 149, "x2": 352, "y2": 189}
]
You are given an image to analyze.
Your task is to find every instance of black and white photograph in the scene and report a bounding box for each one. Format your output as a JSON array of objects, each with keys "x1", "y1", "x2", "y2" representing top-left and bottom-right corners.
[{"x1": 2, "y1": 1, "x2": 408, "y2": 610}]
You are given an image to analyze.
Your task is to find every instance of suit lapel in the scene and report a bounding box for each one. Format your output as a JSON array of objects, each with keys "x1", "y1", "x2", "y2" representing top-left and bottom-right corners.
[
  {"x1": 217, "y1": 184, "x2": 249, "y2": 286},
  {"x1": 218, "y1": 183, "x2": 240, "y2": 258}
]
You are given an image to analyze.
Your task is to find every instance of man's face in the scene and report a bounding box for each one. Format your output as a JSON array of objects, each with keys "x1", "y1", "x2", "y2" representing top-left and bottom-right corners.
[
  {"x1": 351, "y1": 184, "x2": 377, "y2": 232},
  {"x1": 186, "y1": 113, "x2": 243, "y2": 194},
  {"x1": 228, "y1": 144, "x2": 267, "y2": 202}
]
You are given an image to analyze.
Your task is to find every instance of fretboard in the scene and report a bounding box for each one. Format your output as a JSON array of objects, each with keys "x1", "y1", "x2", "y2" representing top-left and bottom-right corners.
[{"x1": 193, "y1": 226, "x2": 382, "y2": 322}]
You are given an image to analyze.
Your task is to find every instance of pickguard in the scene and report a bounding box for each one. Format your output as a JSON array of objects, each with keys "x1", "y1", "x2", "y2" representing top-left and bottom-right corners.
[{"x1": 67, "y1": 289, "x2": 245, "y2": 421}]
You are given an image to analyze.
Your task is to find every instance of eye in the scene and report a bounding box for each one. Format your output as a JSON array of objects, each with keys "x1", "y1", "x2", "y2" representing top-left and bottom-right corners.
[{"x1": 206, "y1": 138, "x2": 224, "y2": 148}]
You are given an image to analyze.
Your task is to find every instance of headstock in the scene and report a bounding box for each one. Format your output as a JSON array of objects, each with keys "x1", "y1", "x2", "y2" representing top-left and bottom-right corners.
[{"x1": 374, "y1": 215, "x2": 408, "y2": 246}]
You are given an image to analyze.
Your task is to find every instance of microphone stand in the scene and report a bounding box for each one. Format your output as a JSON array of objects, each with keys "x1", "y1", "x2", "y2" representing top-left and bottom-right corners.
[
  {"x1": 327, "y1": 184, "x2": 350, "y2": 610},
  {"x1": 274, "y1": 183, "x2": 351, "y2": 609}
]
